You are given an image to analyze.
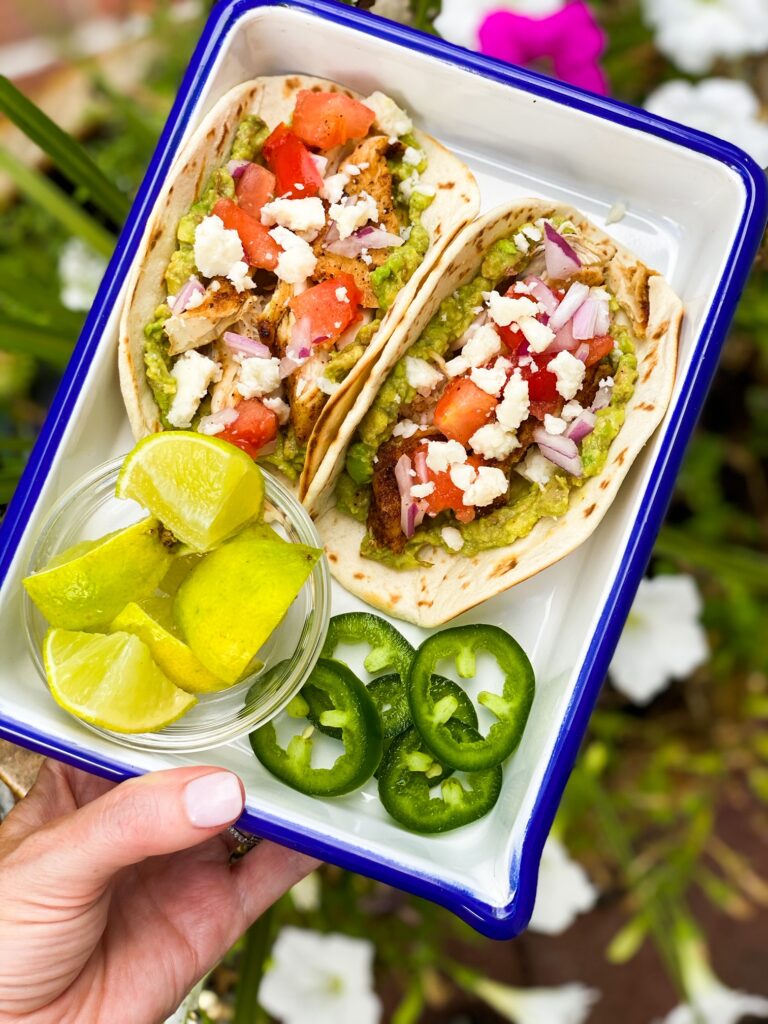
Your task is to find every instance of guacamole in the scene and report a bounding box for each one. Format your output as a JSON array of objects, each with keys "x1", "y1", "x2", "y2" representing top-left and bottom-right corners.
[
  {"x1": 143, "y1": 304, "x2": 176, "y2": 427},
  {"x1": 261, "y1": 425, "x2": 306, "y2": 482}
]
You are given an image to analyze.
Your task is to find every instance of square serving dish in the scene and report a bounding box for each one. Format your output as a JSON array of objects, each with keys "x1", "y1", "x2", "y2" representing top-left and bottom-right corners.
[{"x1": 0, "y1": 0, "x2": 765, "y2": 939}]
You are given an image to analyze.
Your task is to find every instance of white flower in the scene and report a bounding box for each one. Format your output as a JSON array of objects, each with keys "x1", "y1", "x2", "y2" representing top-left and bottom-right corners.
[
  {"x1": 646, "y1": 79, "x2": 768, "y2": 167},
  {"x1": 435, "y1": 0, "x2": 565, "y2": 49},
  {"x1": 528, "y1": 837, "x2": 598, "y2": 935},
  {"x1": 290, "y1": 871, "x2": 321, "y2": 912},
  {"x1": 472, "y1": 978, "x2": 599, "y2": 1024},
  {"x1": 163, "y1": 980, "x2": 204, "y2": 1024},
  {"x1": 609, "y1": 575, "x2": 708, "y2": 706},
  {"x1": 656, "y1": 921, "x2": 768, "y2": 1024},
  {"x1": 641, "y1": 0, "x2": 768, "y2": 75},
  {"x1": 259, "y1": 927, "x2": 381, "y2": 1024},
  {"x1": 369, "y1": 0, "x2": 412, "y2": 23},
  {"x1": 58, "y1": 237, "x2": 108, "y2": 311}
]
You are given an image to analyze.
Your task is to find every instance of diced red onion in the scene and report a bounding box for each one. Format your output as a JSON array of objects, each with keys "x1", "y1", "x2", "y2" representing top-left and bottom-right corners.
[
  {"x1": 572, "y1": 297, "x2": 611, "y2": 341},
  {"x1": 594, "y1": 299, "x2": 611, "y2": 337},
  {"x1": 286, "y1": 316, "x2": 312, "y2": 362},
  {"x1": 227, "y1": 160, "x2": 250, "y2": 179},
  {"x1": 533, "y1": 429, "x2": 583, "y2": 477},
  {"x1": 279, "y1": 356, "x2": 301, "y2": 379},
  {"x1": 324, "y1": 221, "x2": 341, "y2": 246},
  {"x1": 171, "y1": 276, "x2": 205, "y2": 313},
  {"x1": 395, "y1": 454, "x2": 416, "y2": 537},
  {"x1": 574, "y1": 343, "x2": 591, "y2": 363},
  {"x1": 546, "y1": 320, "x2": 580, "y2": 354},
  {"x1": 565, "y1": 410, "x2": 596, "y2": 443},
  {"x1": 592, "y1": 385, "x2": 613, "y2": 411},
  {"x1": 326, "y1": 227, "x2": 404, "y2": 258},
  {"x1": 544, "y1": 223, "x2": 582, "y2": 281},
  {"x1": 526, "y1": 276, "x2": 560, "y2": 316},
  {"x1": 198, "y1": 407, "x2": 239, "y2": 435},
  {"x1": 222, "y1": 331, "x2": 271, "y2": 358},
  {"x1": 311, "y1": 154, "x2": 329, "y2": 177},
  {"x1": 413, "y1": 449, "x2": 428, "y2": 484},
  {"x1": 313, "y1": 334, "x2": 330, "y2": 347},
  {"x1": 258, "y1": 438, "x2": 278, "y2": 457},
  {"x1": 549, "y1": 281, "x2": 589, "y2": 331}
]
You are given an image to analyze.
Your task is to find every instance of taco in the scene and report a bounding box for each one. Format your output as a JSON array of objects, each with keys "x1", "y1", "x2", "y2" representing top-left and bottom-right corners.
[
  {"x1": 307, "y1": 200, "x2": 682, "y2": 626},
  {"x1": 118, "y1": 76, "x2": 479, "y2": 490}
]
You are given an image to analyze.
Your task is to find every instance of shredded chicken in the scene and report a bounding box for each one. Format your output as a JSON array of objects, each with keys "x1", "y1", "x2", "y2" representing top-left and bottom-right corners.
[{"x1": 165, "y1": 278, "x2": 245, "y2": 355}]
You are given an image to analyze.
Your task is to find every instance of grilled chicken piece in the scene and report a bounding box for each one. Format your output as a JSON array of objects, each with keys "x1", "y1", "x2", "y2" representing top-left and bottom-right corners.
[
  {"x1": 164, "y1": 279, "x2": 246, "y2": 355},
  {"x1": 287, "y1": 354, "x2": 328, "y2": 442},
  {"x1": 313, "y1": 135, "x2": 403, "y2": 306},
  {"x1": 368, "y1": 432, "x2": 432, "y2": 554},
  {"x1": 344, "y1": 136, "x2": 401, "y2": 240}
]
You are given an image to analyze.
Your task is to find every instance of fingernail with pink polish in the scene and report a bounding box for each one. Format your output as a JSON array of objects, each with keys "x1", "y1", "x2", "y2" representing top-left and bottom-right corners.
[{"x1": 184, "y1": 772, "x2": 244, "y2": 827}]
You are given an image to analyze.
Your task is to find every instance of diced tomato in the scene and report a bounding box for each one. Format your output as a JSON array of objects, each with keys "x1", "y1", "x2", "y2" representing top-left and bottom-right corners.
[
  {"x1": 218, "y1": 399, "x2": 278, "y2": 459},
  {"x1": 584, "y1": 334, "x2": 615, "y2": 366},
  {"x1": 262, "y1": 123, "x2": 323, "y2": 199},
  {"x1": 212, "y1": 198, "x2": 280, "y2": 270},
  {"x1": 518, "y1": 358, "x2": 559, "y2": 405},
  {"x1": 235, "y1": 163, "x2": 275, "y2": 219},
  {"x1": 289, "y1": 275, "x2": 362, "y2": 345},
  {"x1": 433, "y1": 378, "x2": 498, "y2": 446},
  {"x1": 421, "y1": 451, "x2": 484, "y2": 524},
  {"x1": 291, "y1": 90, "x2": 376, "y2": 150}
]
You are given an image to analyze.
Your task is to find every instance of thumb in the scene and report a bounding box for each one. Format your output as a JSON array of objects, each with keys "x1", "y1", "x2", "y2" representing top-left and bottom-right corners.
[{"x1": 19, "y1": 767, "x2": 245, "y2": 896}]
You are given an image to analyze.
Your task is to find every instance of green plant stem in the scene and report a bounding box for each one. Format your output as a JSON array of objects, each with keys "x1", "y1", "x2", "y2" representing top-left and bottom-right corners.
[
  {"x1": 0, "y1": 75, "x2": 130, "y2": 225},
  {"x1": 0, "y1": 320, "x2": 74, "y2": 369},
  {"x1": 0, "y1": 146, "x2": 116, "y2": 259},
  {"x1": 233, "y1": 908, "x2": 275, "y2": 1024},
  {"x1": 574, "y1": 767, "x2": 685, "y2": 996},
  {"x1": 655, "y1": 526, "x2": 768, "y2": 593}
]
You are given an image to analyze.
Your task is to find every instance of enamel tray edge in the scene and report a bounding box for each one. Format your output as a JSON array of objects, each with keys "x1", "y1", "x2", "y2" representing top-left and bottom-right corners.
[{"x1": 0, "y1": 0, "x2": 765, "y2": 939}]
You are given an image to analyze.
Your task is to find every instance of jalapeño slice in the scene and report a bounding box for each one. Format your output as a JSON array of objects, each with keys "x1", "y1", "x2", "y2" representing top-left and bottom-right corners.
[
  {"x1": 378, "y1": 721, "x2": 503, "y2": 833},
  {"x1": 249, "y1": 659, "x2": 382, "y2": 797},
  {"x1": 408, "y1": 625, "x2": 534, "y2": 772}
]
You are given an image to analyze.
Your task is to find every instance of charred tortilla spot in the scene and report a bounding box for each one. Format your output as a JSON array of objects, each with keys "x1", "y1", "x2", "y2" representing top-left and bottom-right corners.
[
  {"x1": 583, "y1": 504, "x2": 597, "y2": 517},
  {"x1": 491, "y1": 556, "x2": 518, "y2": 578},
  {"x1": 328, "y1": 552, "x2": 338, "y2": 563},
  {"x1": 600, "y1": 478, "x2": 610, "y2": 490},
  {"x1": 389, "y1": 593, "x2": 402, "y2": 604},
  {"x1": 641, "y1": 359, "x2": 658, "y2": 383},
  {"x1": 635, "y1": 401, "x2": 656, "y2": 412},
  {"x1": 651, "y1": 320, "x2": 670, "y2": 341},
  {"x1": 285, "y1": 76, "x2": 300, "y2": 91},
  {"x1": 615, "y1": 447, "x2": 628, "y2": 466},
  {"x1": 353, "y1": 572, "x2": 365, "y2": 580},
  {"x1": 438, "y1": 181, "x2": 455, "y2": 190},
  {"x1": 418, "y1": 599, "x2": 433, "y2": 608}
]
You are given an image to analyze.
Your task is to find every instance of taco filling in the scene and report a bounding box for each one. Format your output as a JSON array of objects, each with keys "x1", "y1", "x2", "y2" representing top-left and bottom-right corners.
[
  {"x1": 334, "y1": 218, "x2": 639, "y2": 568},
  {"x1": 142, "y1": 88, "x2": 438, "y2": 481}
]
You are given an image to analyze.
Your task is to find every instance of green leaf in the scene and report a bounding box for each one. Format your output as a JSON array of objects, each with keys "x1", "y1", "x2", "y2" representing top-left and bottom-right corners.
[
  {"x1": 0, "y1": 145, "x2": 116, "y2": 259},
  {"x1": 0, "y1": 75, "x2": 130, "y2": 226},
  {"x1": 655, "y1": 526, "x2": 768, "y2": 595},
  {"x1": 0, "y1": 319, "x2": 73, "y2": 369},
  {"x1": 607, "y1": 914, "x2": 649, "y2": 964}
]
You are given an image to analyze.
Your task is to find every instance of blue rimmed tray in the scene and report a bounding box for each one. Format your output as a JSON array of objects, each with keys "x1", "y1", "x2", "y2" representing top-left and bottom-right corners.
[{"x1": 0, "y1": 0, "x2": 765, "y2": 938}]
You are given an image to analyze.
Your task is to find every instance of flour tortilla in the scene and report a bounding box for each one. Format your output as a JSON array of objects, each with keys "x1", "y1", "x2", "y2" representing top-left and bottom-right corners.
[
  {"x1": 118, "y1": 76, "x2": 479, "y2": 494},
  {"x1": 309, "y1": 200, "x2": 683, "y2": 626}
]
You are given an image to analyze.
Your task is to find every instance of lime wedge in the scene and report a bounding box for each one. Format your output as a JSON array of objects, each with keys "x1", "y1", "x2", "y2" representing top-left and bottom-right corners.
[
  {"x1": 24, "y1": 517, "x2": 175, "y2": 630},
  {"x1": 43, "y1": 628, "x2": 196, "y2": 733},
  {"x1": 116, "y1": 431, "x2": 265, "y2": 552},
  {"x1": 110, "y1": 597, "x2": 229, "y2": 694},
  {"x1": 175, "y1": 527, "x2": 321, "y2": 684}
]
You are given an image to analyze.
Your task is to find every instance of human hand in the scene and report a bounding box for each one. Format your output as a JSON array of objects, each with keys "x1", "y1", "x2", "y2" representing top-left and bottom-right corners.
[{"x1": 0, "y1": 759, "x2": 317, "y2": 1023}]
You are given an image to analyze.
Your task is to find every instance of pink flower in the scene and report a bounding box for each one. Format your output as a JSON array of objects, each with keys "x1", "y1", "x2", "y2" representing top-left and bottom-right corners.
[{"x1": 478, "y1": 1, "x2": 608, "y2": 95}]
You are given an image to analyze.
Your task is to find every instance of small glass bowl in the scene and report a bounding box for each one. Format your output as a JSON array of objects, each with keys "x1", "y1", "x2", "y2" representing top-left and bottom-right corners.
[{"x1": 23, "y1": 456, "x2": 330, "y2": 753}]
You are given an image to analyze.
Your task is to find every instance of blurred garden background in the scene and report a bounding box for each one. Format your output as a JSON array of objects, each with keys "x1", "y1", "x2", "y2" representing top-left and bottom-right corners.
[{"x1": 1, "y1": 1, "x2": 768, "y2": 1021}]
